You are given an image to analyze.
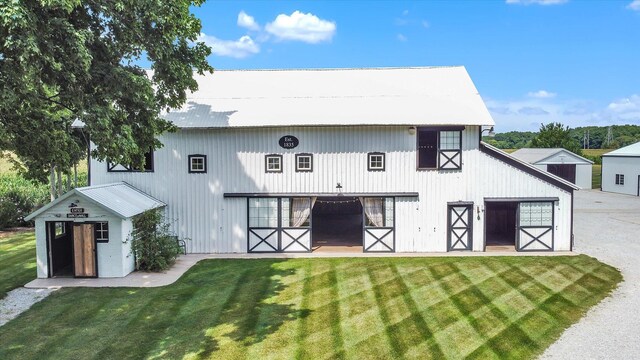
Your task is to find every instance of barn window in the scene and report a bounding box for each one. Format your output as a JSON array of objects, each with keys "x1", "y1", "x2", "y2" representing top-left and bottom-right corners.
[
  {"x1": 368, "y1": 152, "x2": 385, "y2": 171},
  {"x1": 295, "y1": 154, "x2": 313, "y2": 172},
  {"x1": 107, "y1": 149, "x2": 154, "y2": 172},
  {"x1": 248, "y1": 198, "x2": 279, "y2": 227},
  {"x1": 54, "y1": 222, "x2": 65, "y2": 237},
  {"x1": 265, "y1": 154, "x2": 283, "y2": 173},
  {"x1": 95, "y1": 222, "x2": 109, "y2": 243},
  {"x1": 615, "y1": 174, "x2": 625, "y2": 185},
  {"x1": 188, "y1": 154, "x2": 207, "y2": 173},
  {"x1": 417, "y1": 128, "x2": 462, "y2": 170},
  {"x1": 519, "y1": 202, "x2": 553, "y2": 227}
]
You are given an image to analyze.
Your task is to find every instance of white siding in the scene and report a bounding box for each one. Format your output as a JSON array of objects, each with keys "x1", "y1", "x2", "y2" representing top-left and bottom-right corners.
[
  {"x1": 575, "y1": 164, "x2": 593, "y2": 190},
  {"x1": 602, "y1": 157, "x2": 640, "y2": 196},
  {"x1": 32, "y1": 196, "x2": 130, "y2": 278},
  {"x1": 91, "y1": 126, "x2": 573, "y2": 253}
]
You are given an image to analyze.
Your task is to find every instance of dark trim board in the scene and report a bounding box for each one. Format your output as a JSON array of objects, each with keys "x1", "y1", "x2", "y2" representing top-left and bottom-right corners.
[
  {"x1": 485, "y1": 197, "x2": 559, "y2": 202},
  {"x1": 225, "y1": 192, "x2": 419, "y2": 198},
  {"x1": 480, "y1": 142, "x2": 577, "y2": 193}
]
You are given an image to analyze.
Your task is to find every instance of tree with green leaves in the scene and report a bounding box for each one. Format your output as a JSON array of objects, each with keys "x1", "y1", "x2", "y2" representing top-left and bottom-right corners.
[
  {"x1": 0, "y1": 0, "x2": 213, "y2": 199},
  {"x1": 530, "y1": 122, "x2": 583, "y2": 155}
]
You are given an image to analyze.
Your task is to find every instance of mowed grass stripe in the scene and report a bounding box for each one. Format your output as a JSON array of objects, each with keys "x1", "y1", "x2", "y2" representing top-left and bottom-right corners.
[{"x1": 0, "y1": 256, "x2": 622, "y2": 360}]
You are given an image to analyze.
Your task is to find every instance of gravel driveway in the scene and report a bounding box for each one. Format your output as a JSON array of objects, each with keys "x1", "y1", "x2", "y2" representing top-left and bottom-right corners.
[{"x1": 541, "y1": 189, "x2": 640, "y2": 359}]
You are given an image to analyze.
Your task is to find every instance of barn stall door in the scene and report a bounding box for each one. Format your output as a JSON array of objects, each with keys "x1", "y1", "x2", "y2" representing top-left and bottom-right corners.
[
  {"x1": 517, "y1": 202, "x2": 554, "y2": 251},
  {"x1": 447, "y1": 204, "x2": 473, "y2": 251},
  {"x1": 363, "y1": 197, "x2": 395, "y2": 252},
  {"x1": 73, "y1": 224, "x2": 97, "y2": 277},
  {"x1": 247, "y1": 197, "x2": 312, "y2": 253}
]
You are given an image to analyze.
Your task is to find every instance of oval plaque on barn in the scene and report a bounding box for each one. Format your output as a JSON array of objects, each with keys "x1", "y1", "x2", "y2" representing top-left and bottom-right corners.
[{"x1": 279, "y1": 135, "x2": 299, "y2": 149}]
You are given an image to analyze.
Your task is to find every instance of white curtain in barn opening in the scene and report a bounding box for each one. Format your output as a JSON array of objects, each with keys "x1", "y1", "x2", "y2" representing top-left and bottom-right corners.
[
  {"x1": 362, "y1": 197, "x2": 394, "y2": 227},
  {"x1": 281, "y1": 198, "x2": 311, "y2": 227},
  {"x1": 364, "y1": 198, "x2": 384, "y2": 227}
]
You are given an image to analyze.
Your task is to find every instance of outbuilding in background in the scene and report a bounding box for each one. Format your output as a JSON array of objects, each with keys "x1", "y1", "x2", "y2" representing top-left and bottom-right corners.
[
  {"x1": 510, "y1": 148, "x2": 593, "y2": 189},
  {"x1": 601, "y1": 141, "x2": 640, "y2": 196}
]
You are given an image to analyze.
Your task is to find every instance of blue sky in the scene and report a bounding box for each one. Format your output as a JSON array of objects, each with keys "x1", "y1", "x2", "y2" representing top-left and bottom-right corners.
[{"x1": 192, "y1": 0, "x2": 640, "y2": 132}]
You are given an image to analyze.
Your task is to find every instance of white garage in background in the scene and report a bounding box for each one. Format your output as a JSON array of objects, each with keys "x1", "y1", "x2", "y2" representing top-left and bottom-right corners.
[
  {"x1": 601, "y1": 142, "x2": 640, "y2": 196},
  {"x1": 510, "y1": 148, "x2": 593, "y2": 189}
]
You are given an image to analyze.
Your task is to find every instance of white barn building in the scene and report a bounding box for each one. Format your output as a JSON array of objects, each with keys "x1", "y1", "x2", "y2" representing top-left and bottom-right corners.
[
  {"x1": 510, "y1": 148, "x2": 593, "y2": 189},
  {"x1": 27, "y1": 67, "x2": 578, "y2": 278},
  {"x1": 601, "y1": 141, "x2": 640, "y2": 196}
]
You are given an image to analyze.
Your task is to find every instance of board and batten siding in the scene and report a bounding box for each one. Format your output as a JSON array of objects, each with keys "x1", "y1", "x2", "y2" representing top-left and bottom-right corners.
[{"x1": 91, "y1": 125, "x2": 572, "y2": 253}]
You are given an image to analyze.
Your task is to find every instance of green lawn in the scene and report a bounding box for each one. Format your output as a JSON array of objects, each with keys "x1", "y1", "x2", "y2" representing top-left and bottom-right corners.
[
  {"x1": 0, "y1": 255, "x2": 620, "y2": 359},
  {"x1": 0, "y1": 231, "x2": 37, "y2": 299},
  {"x1": 592, "y1": 164, "x2": 602, "y2": 189}
]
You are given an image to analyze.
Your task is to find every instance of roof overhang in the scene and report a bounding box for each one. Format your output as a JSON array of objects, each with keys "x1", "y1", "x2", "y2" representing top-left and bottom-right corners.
[{"x1": 224, "y1": 192, "x2": 419, "y2": 198}]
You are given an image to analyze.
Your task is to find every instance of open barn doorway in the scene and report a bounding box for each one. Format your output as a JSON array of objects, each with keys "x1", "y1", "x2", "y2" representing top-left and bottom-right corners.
[
  {"x1": 484, "y1": 201, "x2": 518, "y2": 251},
  {"x1": 312, "y1": 197, "x2": 363, "y2": 252},
  {"x1": 45, "y1": 221, "x2": 74, "y2": 277}
]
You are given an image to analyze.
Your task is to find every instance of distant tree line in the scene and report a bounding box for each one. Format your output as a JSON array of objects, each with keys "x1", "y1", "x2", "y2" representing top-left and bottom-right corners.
[{"x1": 484, "y1": 124, "x2": 640, "y2": 150}]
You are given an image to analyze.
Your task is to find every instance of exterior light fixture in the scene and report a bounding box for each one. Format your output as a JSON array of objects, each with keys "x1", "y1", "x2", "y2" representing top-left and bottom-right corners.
[
  {"x1": 481, "y1": 126, "x2": 495, "y2": 137},
  {"x1": 408, "y1": 126, "x2": 416, "y2": 135}
]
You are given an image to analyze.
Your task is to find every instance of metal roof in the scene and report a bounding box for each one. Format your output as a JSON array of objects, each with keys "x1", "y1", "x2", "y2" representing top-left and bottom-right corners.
[
  {"x1": 480, "y1": 143, "x2": 580, "y2": 192},
  {"x1": 510, "y1": 148, "x2": 593, "y2": 165},
  {"x1": 602, "y1": 141, "x2": 640, "y2": 157},
  {"x1": 25, "y1": 182, "x2": 165, "y2": 221},
  {"x1": 160, "y1": 67, "x2": 494, "y2": 128}
]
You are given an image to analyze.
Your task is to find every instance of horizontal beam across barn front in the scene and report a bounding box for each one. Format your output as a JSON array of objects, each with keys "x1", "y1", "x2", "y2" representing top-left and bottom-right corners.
[{"x1": 224, "y1": 192, "x2": 419, "y2": 198}]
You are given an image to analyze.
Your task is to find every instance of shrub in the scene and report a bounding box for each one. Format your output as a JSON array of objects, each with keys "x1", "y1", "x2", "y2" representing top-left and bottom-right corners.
[
  {"x1": 0, "y1": 175, "x2": 49, "y2": 229},
  {"x1": 130, "y1": 209, "x2": 182, "y2": 272}
]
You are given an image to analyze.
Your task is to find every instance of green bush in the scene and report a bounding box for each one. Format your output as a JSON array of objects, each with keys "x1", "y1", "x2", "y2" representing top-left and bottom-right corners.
[
  {"x1": 130, "y1": 209, "x2": 182, "y2": 272},
  {"x1": 0, "y1": 175, "x2": 49, "y2": 229}
]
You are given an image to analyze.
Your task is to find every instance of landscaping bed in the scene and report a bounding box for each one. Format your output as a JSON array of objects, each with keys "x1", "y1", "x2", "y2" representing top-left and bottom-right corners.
[{"x1": 0, "y1": 255, "x2": 621, "y2": 359}]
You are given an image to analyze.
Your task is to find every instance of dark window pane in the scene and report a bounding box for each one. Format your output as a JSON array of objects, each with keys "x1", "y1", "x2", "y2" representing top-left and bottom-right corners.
[{"x1": 418, "y1": 129, "x2": 437, "y2": 168}]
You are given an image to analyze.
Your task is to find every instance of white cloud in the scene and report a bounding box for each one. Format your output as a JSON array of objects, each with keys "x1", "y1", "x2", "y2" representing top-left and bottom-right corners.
[
  {"x1": 197, "y1": 33, "x2": 260, "y2": 58},
  {"x1": 607, "y1": 95, "x2": 640, "y2": 120},
  {"x1": 402, "y1": 9, "x2": 409, "y2": 16},
  {"x1": 506, "y1": 0, "x2": 568, "y2": 5},
  {"x1": 422, "y1": 20, "x2": 430, "y2": 28},
  {"x1": 627, "y1": 0, "x2": 640, "y2": 11},
  {"x1": 237, "y1": 11, "x2": 260, "y2": 31},
  {"x1": 265, "y1": 11, "x2": 336, "y2": 43},
  {"x1": 527, "y1": 90, "x2": 557, "y2": 98},
  {"x1": 397, "y1": 34, "x2": 408, "y2": 42},
  {"x1": 486, "y1": 94, "x2": 640, "y2": 132}
]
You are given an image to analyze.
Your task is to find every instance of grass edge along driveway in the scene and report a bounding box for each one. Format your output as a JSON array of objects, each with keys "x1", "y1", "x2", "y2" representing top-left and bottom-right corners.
[{"x1": 0, "y1": 255, "x2": 621, "y2": 360}]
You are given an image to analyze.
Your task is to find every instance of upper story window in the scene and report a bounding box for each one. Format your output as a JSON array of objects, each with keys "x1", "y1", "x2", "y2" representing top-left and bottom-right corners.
[
  {"x1": 265, "y1": 154, "x2": 283, "y2": 173},
  {"x1": 188, "y1": 154, "x2": 207, "y2": 173},
  {"x1": 95, "y1": 222, "x2": 109, "y2": 243},
  {"x1": 295, "y1": 153, "x2": 313, "y2": 172},
  {"x1": 368, "y1": 152, "x2": 385, "y2": 171},
  {"x1": 108, "y1": 149, "x2": 154, "y2": 172},
  {"x1": 615, "y1": 174, "x2": 625, "y2": 185},
  {"x1": 417, "y1": 127, "x2": 462, "y2": 170}
]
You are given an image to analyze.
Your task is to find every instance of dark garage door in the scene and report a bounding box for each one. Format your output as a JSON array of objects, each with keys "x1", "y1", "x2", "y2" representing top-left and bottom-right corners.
[{"x1": 547, "y1": 164, "x2": 576, "y2": 184}]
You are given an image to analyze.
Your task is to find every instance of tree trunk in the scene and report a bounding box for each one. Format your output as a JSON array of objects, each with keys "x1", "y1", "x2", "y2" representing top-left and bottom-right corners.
[
  {"x1": 74, "y1": 164, "x2": 78, "y2": 187},
  {"x1": 56, "y1": 166, "x2": 63, "y2": 197},
  {"x1": 66, "y1": 171, "x2": 71, "y2": 191},
  {"x1": 49, "y1": 166, "x2": 56, "y2": 201}
]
